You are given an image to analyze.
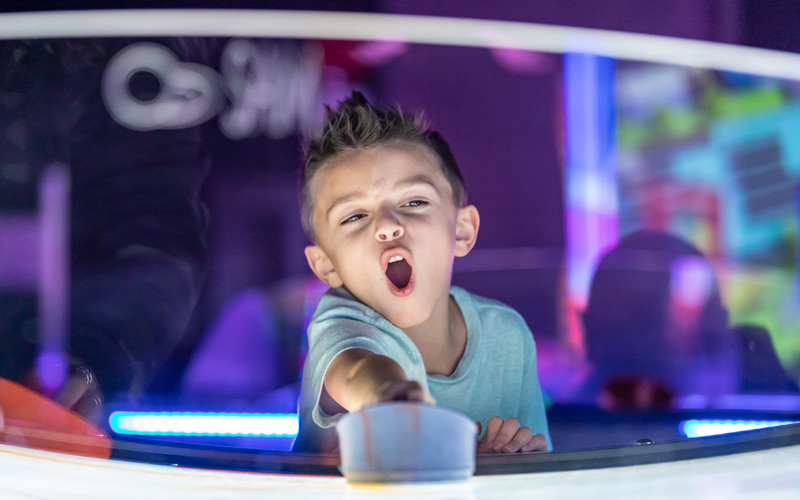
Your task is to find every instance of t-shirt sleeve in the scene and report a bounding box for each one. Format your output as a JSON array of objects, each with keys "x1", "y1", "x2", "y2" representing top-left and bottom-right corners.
[{"x1": 306, "y1": 315, "x2": 390, "y2": 429}]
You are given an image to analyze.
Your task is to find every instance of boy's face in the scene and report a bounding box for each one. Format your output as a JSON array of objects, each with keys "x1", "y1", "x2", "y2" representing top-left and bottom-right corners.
[{"x1": 304, "y1": 142, "x2": 479, "y2": 330}]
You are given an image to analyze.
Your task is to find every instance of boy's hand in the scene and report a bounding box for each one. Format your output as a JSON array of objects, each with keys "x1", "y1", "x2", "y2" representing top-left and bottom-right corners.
[
  {"x1": 325, "y1": 350, "x2": 434, "y2": 412},
  {"x1": 476, "y1": 416, "x2": 548, "y2": 453},
  {"x1": 375, "y1": 380, "x2": 435, "y2": 406}
]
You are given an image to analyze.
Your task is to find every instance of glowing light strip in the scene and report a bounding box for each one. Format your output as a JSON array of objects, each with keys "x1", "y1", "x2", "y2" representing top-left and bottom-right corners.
[
  {"x1": 2, "y1": 10, "x2": 800, "y2": 81},
  {"x1": 108, "y1": 412, "x2": 298, "y2": 437},
  {"x1": 680, "y1": 419, "x2": 798, "y2": 438},
  {"x1": 564, "y1": 53, "x2": 618, "y2": 318}
]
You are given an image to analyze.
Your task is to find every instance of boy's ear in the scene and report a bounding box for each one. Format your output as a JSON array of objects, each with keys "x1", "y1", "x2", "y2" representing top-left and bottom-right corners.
[
  {"x1": 304, "y1": 245, "x2": 343, "y2": 287},
  {"x1": 454, "y1": 205, "x2": 480, "y2": 257}
]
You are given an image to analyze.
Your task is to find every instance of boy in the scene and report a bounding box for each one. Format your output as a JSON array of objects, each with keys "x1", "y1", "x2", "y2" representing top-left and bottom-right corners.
[{"x1": 293, "y1": 91, "x2": 550, "y2": 453}]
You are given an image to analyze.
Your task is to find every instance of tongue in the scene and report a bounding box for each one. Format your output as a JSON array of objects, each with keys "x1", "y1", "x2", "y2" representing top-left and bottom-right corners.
[{"x1": 386, "y1": 259, "x2": 412, "y2": 289}]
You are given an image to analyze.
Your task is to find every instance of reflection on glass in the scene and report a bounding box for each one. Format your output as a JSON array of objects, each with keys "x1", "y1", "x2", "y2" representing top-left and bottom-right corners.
[
  {"x1": 0, "y1": 38, "x2": 211, "y2": 453},
  {"x1": 611, "y1": 62, "x2": 800, "y2": 399},
  {"x1": 0, "y1": 29, "x2": 798, "y2": 466}
]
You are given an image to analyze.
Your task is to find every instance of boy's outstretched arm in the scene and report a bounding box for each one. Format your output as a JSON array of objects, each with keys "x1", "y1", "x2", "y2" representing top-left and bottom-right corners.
[
  {"x1": 476, "y1": 417, "x2": 548, "y2": 453},
  {"x1": 322, "y1": 348, "x2": 434, "y2": 413}
]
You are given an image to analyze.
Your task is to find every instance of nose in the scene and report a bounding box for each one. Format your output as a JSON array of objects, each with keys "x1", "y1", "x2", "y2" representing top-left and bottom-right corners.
[{"x1": 375, "y1": 209, "x2": 404, "y2": 242}]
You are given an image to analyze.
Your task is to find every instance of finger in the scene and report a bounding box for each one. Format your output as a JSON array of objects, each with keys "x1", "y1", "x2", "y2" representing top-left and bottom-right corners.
[
  {"x1": 56, "y1": 367, "x2": 94, "y2": 409},
  {"x1": 403, "y1": 381, "x2": 430, "y2": 403},
  {"x1": 502, "y1": 426, "x2": 533, "y2": 453},
  {"x1": 70, "y1": 386, "x2": 104, "y2": 423},
  {"x1": 476, "y1": 422, "x2": 492, "y2": 453},
  {"x1": 481, "y1": 416, "x2": 504, "y2": 450},
  {"x1": 379, "y1": 380, "x2": 432, "y2": 405},
  {"x1": 521, "y1": 433, "x2": 549, "y2": 452},
  {"x1": 377, "y1": 381, "x2": 409, "y2": 403},
  {"x1": 492, "y1": 417, "x2": 521, "y2": 452}
]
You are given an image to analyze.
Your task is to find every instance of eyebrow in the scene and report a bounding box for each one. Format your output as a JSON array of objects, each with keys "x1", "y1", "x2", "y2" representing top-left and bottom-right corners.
[
  {"x1": 395, "y1": 174, "x2": 440, "y2": 192},
  {"x1": 324, "y1": 174, "x2": 441, "y2": 219}
]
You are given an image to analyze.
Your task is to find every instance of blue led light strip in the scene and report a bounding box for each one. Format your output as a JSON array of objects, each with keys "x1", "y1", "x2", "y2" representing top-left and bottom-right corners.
[
  {"x1": 680, "y1": 419, "x2": 798, "y2": 438},
  {"x1": 109, "y1": 412, "x2": 299, "y2": 437}
]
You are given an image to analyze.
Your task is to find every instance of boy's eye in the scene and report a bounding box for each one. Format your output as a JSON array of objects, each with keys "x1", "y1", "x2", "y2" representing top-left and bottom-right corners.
[
  {"x1": 340, "y1": 213, "x2": 366, "y2": 225},
  {"x1": 403, "y1": 200, "x2": 428, "y2": 208}
]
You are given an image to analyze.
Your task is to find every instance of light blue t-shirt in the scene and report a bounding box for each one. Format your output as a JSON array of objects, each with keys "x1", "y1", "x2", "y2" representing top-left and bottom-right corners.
[{"x1": 292, "y1": 285, "x2": 550, "y2": 453}]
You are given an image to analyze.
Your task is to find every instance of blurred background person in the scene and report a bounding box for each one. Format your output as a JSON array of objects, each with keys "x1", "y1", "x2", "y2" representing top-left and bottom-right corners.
[{"x1": 578, "y1": 230, "x2": 734, "y2": 410}]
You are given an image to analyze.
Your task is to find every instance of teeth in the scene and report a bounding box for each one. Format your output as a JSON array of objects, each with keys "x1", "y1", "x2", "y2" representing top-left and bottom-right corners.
[{"x1": 388, "y1": 256, "x2": 404, "y2": 263}]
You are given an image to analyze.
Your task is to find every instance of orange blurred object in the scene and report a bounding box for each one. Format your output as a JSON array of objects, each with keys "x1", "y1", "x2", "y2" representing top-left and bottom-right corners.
[{"x1": 0, "y1": 377, "x2": 111, "y2": 459}]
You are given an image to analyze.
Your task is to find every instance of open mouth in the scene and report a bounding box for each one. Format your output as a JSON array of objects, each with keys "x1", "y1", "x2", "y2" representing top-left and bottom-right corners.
[{"x1": 386, "y1": 255, "x2": 413, "y2": 290}]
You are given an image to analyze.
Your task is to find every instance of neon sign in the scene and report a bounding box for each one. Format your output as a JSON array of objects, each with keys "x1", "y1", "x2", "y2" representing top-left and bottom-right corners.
[{"x1": 102, "y1": 39, "x2": 323, "y2": 139}]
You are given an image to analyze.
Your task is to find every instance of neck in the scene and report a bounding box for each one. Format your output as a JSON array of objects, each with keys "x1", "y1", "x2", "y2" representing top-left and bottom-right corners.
[{"x1": 403, "y1": 292, "x2": 467, "y2": 376}]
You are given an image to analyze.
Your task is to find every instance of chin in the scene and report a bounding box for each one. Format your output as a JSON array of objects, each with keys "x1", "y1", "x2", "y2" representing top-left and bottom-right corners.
[
  {"x1": 382, "y1": 307, "x2": 429, "y2": 330},
  {"x1": 390, "y1": 319, "x2": 423, "y2": 330}
]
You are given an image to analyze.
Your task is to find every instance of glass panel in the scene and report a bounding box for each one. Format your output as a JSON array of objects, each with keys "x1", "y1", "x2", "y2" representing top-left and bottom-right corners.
[{"x1": 1, "y1": 9, "x2": 798, "y2": 476}]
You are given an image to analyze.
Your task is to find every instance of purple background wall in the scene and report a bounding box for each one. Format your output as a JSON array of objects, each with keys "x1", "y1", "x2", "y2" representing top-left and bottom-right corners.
[{"x1": 151, "y1": 0, "x2": 800, "y2": 398}]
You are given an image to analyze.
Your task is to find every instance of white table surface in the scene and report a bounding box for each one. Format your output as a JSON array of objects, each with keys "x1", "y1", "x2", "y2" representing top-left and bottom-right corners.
[{"x1": 2, "y1": 440, "x2": 800, "y2": 499}]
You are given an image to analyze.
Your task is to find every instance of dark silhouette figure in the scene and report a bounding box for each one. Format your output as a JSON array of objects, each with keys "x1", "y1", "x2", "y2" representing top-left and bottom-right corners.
[{"x1": 580, "y1": 230, "x2": 732, "y2": 410}]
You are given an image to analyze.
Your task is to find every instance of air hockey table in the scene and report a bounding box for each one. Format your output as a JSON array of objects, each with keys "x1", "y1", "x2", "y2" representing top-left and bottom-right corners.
[{"x1": 3, "y1": 423, "x2": 800, "y2": 499}]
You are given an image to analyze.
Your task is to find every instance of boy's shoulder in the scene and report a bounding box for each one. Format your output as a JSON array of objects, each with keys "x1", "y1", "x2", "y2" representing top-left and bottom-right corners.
[
  {"x1": 452, "y1": 286, "x2": 535, "y2": 358},
  {"x1": 309, "y1": 286, "x2": 385, "y2": 329},
  {"x1": 451, "y1": 285, "x2": 528, "y2": 327}
]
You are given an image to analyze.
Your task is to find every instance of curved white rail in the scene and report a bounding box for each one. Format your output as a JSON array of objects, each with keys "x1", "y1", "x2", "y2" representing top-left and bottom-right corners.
[{"x1": 1, "y1": 9, "x2": 800, "y2": 80}]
